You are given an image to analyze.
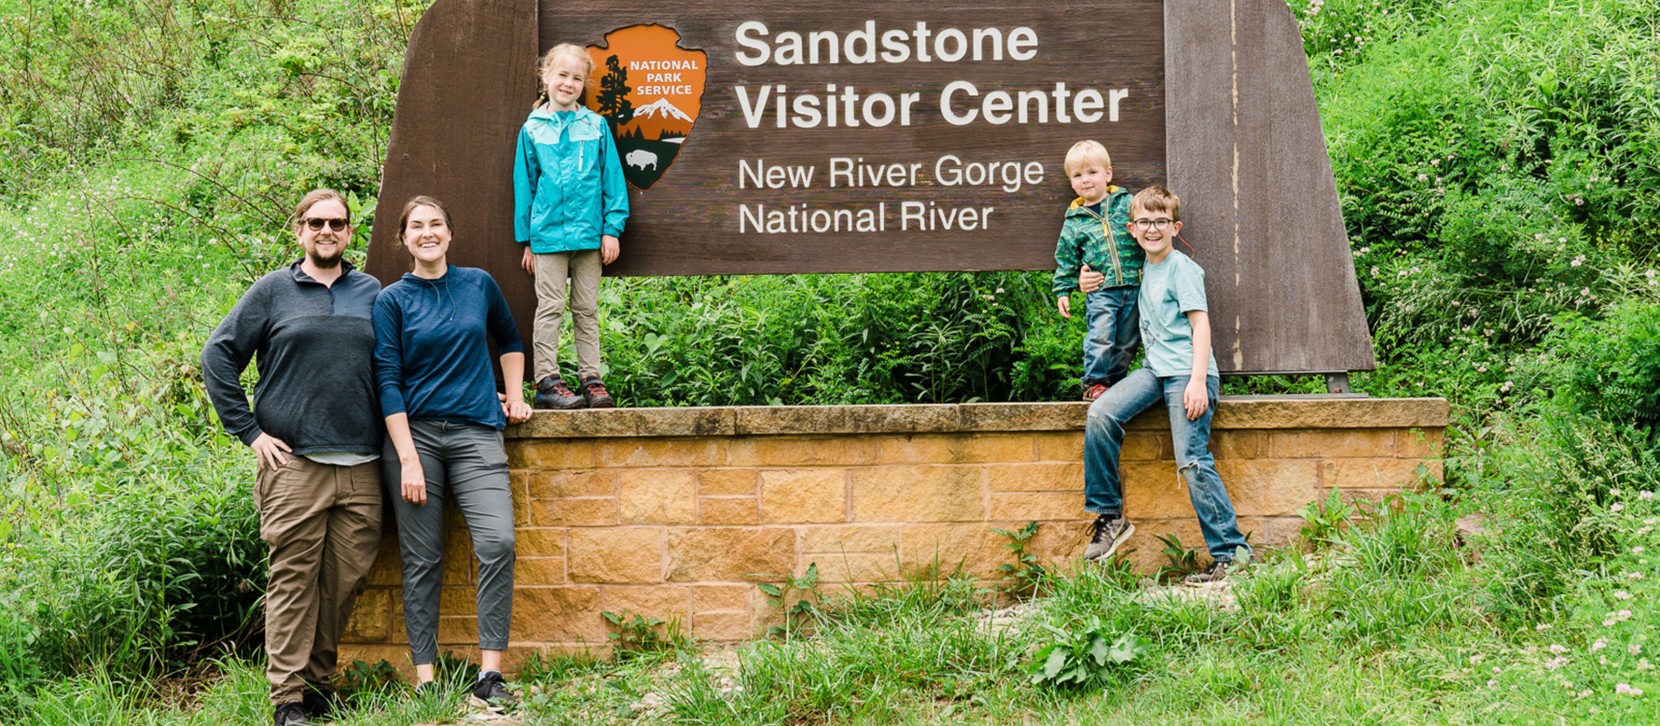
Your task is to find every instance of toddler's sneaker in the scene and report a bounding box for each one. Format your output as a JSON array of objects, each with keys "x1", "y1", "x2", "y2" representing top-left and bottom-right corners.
[
  {"x1": 580, "y1": 376, "x2": 615, "y2": 409},
  {"x1": 1083, "y1": 383, "x2": 1109, "y2": 401},
  {"x1": 533, "y1": 376, "x2": 585, "y2": 410}
]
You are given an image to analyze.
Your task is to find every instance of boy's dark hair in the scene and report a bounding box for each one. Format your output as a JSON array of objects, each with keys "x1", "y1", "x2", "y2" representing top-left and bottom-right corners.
[{"x1": 1132, "y1": 185, "x2": 1181, "y2": 222}]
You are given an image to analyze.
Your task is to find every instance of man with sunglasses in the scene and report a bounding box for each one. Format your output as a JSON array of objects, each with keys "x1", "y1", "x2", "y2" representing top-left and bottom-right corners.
[{"x1": 202, "y1": 190, "x2": 383, "y2": 726}]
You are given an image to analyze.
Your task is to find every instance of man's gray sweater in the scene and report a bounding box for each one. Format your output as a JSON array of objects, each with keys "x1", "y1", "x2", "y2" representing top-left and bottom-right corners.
[{"x1": 202, "y1": 260, "x2": 383, "y2": 455}]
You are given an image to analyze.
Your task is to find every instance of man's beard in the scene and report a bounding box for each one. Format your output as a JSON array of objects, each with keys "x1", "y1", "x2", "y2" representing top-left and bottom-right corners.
[{"x1": 308, "y1": 247, "x2": 343, "y2": 269}]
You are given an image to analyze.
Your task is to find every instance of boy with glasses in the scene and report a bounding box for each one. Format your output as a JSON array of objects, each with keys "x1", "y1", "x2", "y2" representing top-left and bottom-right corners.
[
  {"x1": 1079, "y1": 185, "x2": 1251, "y2": 584},
  {"x1": 1052, "y1": 140, "x2": 1142, "y2": 402}
]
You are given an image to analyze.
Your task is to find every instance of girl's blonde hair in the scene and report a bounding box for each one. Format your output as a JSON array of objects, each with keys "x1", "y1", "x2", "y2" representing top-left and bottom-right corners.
[{"x1": 536, "y1": 44, "x2": 594, "y2": 108}]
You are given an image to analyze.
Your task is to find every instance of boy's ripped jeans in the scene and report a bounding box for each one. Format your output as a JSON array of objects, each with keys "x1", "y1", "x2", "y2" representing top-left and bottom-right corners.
[{"x1": 1082, "y1": 369, "x2": 1251, "y2": 562}]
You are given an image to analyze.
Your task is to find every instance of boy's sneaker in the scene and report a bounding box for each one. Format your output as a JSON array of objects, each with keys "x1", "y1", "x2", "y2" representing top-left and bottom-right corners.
[
  {"x1": 533, "y1": 376, "x2": 585, "y2": 410},
  {"x1": 1183, "y1": 559, "x2": 1234, "y2": 585},
  {"x1": 580, "y1": 376, "x2": 615, "y2": 409},
  {"x1": 1082, "y1": 383, "x2": 1109, "y2": 401},
  {"x1": 273, "y1": 701, "x2": 310, "y2": 726},
  {"x1": 1083, "y1": 514, "x2": 1134, "y2": 561},
  {"x1": 471, "y1": 670, "x2": 518, "y2": 707}
]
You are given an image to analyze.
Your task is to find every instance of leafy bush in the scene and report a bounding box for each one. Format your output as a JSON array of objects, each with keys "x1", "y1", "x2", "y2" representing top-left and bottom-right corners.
[{"x1": 1540, "y1": 302, "x2": 1660, "y2": 434}]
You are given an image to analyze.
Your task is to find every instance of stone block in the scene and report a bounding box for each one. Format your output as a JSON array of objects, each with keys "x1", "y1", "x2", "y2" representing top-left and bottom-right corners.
[
  {"x1": 1235, "y1": 515, "x2": 1305, "y2": 550},
  {"x1": 727, "y1": 436, "x2": 879, "y2": 466},
  {"x1": 337, "y1": 645, "x2": 416, "y2": 679},
  {"x1": 666, "y1": 527, "x2": 796, "y2": 582},
  {"x1": 958, "y1": 402, "x2": 1088, "y2": 432},
  {"x1": 1269, "y1": 429, "x2": 1397, "y2": 458},
  {"x1": 876, "y1": 433, "x2": 1036, "y2": 464},
  {"x1": 512, "y1": 486, "x2": 532, "y2": 527},
  {"x1": 368, "y1": 543, "x2": 403, "y2": 586},
  {"x1": 1033, "y1": 432, "x2": 1083, "y2": 462},
  {"x1": 692, "y1": 610, "x2": 756, "y2": 642},
  {"x1": 528, "y1": 469, "x2": 618, "y2": 499},
  {"x1": 699, "y1": 497, "x2": 760, "y2": 525},
  {"x1": 568, "y1": 528, "x2": 664, "y2": 584},
  {"x1": 1121, "y1": 431, "x2": 1170, "y2": 461},
  {"x1": 760, "y1": 469, "x2": 848, "y2": 524},
  {"x1": 515, "y1": 557, "x2": 566, "y2": 586},
  {"x1": 985, "y1": 462, "x2": 1082, "y2": 492},
  {"x1": 1217, "y1": 459, "x2": 1323, "y2": 517},
  {"x1": 511, "y1": 586, "x2": 605, "y2": 642},
  {"x1": 619, "y1": 469, "x2": 698, "y2": 525},
  {"x1": 438, "y1": 615, "x2": 476, "y2": 645},
  {"x1": 1396, "y1": 428, "x2": 1444, "y2": 458},
  {"x1": 1320, "y1": 458, "x2": 1428, "y2": 492},
  {"x1": 443, "y1": 536, "x2": 476, "y2": 585},
  {"x1": 898, "y1": 523, "x2": 1005, "y2": 579},
  {"x1": 511, "y1": 440, "x2": 597, "y2": 469},
  {"x1": 800, "y1": 524, "x2": 903, "y2": 554},
  {"x1": 692, "y1": 584, "x2": 753, "y2": 613},
  {"x1": 513, "y1": 407, "x2": 735, "y2": 438},
  {"x1": 699, "y1": 469, "x2": 759, "y2": 496},
  {"x1": 1120, "y1": 461, "x2": 1199, "y2": 519},
  {"x1": 851, "y1": 466, "x2": 984, "y2": 522},
  {"x1": 1213, "y1": 431, "x2": 1264, "y2": 459},
  {"x1": 597, "y1": 438, "x2": 726, "y2": 467},
  {"x1": 530, "y1": 497, "x2": 620, "y2": 527},
  {"x1": 598, "y1": 585, "x2": 692, "y2": 621},
  {"x1": 389, "y1": 595, "x2": 409, "y2": 644},
  {"x1": 440, "y1": 586, "x2": 478, "y2": 615},
  {"x1": 990, "y1": 492, "x2": 1084, "y2": 521},
  {"x1": 517, "y1": 527, "x2": 566, "y2": 557},
  {"x1": 733, "y1": 404, "x2": 961, "y2": 435},
  {"x1": 345, "y1": 588, "x2": 389, "y2": 642},
  {"x1": 1021, "y1": 518, "x2": 1092, "y2": 566},
  {"x1": 812, "y1": 552, "x2": 901, "y2": 583},
  {"x1": 1213, "y1": 398, "x2": 1448, "y2": 430}
]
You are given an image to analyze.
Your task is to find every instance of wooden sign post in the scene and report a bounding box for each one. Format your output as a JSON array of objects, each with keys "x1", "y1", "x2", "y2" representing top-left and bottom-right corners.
[{"x1": 368, "y1": 0, "x2": 1375, "y2": 380}]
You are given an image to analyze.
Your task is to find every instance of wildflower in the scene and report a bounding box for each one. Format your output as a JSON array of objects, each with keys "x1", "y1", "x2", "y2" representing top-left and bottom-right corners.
[
  {"x1": 1630, "y1": 572, "x2": 1646, "y2": 581},
  {"x1": 1636, "y1": 546, "x2": 1647, "y2": 554},
  {"x1": 1417, "y1": 173, "x2": 1429, "y2": 182},
  {"x1": 1545, "y1": 656, "x2": 1569, "y2": 671},
  {"x1": 1594, "y1": 639, "x2": 1608, "y2": 651},
  {"x1": 1619, "y1": 610, "x2": 1632, "y2": 621},
  {"x1": 1500, "y1": 381, "x2": 1514, "y2": 393},
  {"x1": 1537, "y1": 623, "x2": 1553, "y2": 632},
  {"x1": 1631, "y1": 644, "x2": 1642, "y2": 655},
  {"x1": 1613, "y1": 503, "x2": 1625, "y2": 513},
  {"x1": 1641, "y1": 492, "x2": 1653, "y2": 500},
  {"x1": 1615, "y1": 591, "x2": 1632, "y2": 601},
  {"x1": 1487, "y1": 679, "x2": 1498, "y2": 688},
  {"x1": 1640, "y1": 659, "x2": 1655, "y2": 671},
  {"x1": 1550, "y1": 644, "x2": 1568, "y2": 654},
  {"x1": 1578, "y1": 689, "x2": 1594, "y2": 699},
  {"x1": 1616, "y1": 683, "x2": 1644, "y2": 697}
]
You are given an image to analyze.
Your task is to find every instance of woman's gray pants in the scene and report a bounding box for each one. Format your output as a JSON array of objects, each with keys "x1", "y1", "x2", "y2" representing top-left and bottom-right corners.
[{"x1": 382, "y1": 419, "x2": 516, "y2": 665}]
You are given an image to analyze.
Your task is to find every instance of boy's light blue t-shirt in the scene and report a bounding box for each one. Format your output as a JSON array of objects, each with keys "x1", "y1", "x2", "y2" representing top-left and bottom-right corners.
[{"x1": 1138, "y1": 249, "x2": 1220, "y2": 378}]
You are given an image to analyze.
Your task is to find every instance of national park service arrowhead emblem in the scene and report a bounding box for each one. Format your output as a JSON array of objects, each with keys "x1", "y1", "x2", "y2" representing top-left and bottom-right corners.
[{"x1": 586, "y1": 25, "x2": 706, "y2": 191}]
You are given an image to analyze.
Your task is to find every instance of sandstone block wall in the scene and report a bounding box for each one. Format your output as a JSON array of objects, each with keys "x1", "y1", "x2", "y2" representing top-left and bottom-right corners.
[{"x1": 342, "y1": 397, "x2": 1446, "y2": 668}]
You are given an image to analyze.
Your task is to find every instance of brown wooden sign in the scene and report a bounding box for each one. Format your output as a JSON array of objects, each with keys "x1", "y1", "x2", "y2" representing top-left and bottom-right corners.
[{"x1": 369, "y1": 0, "x2": 1376, "y2": 377}]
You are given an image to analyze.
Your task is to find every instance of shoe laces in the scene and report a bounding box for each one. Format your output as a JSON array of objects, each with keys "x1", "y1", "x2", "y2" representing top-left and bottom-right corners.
[
  {"x1": 1088, "y1": 516, "x2": 1114, "y2": 543},
  {"x1": 583, "y1": 379, "x2": 609, "y2": 396}
]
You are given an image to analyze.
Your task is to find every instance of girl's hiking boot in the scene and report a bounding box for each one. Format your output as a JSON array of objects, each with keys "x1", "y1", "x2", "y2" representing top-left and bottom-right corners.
[
  {"x1": 1084, "y1": 514, "x2": 1134, "y2": 561},
  {"x1": 534, "y1": 376, "x2": 584, "y2": 409},
  {"x1": 580, "y1": 376, "x2": 615, "y2": 408}
]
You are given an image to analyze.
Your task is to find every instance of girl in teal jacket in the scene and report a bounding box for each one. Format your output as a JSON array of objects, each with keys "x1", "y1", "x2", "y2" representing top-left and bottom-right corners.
[{"x1": 512, "y1": 43, "x2": 629, "y2": 410}]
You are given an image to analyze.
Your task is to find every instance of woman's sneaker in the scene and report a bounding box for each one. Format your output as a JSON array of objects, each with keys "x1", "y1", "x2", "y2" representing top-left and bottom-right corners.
[
  {"x1": 1084, "y1": 514, "x2": 1134, "y2": 561},
  {"x1": 580, "y1": 376, "x2": 615, "y2": 408},
  {"x1": 471, "y1": 671, "x2": 518, "y2": 707},
  {"x1": 533, "y1": 376, "x2": 585, "y2": 409}
]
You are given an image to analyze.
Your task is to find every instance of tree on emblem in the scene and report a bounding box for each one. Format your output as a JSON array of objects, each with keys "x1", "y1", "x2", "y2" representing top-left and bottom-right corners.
[{"x1": 596, "y1": 54, "x2": 634, "y2": 132}]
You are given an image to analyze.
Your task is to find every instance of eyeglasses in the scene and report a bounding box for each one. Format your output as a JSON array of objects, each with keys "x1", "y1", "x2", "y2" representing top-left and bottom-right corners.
[
  {"x1": 302, "y1": 217, "x2": 349, "y2": 232},
  {"x1": 1131, "y1": 218, "x2": 1174, "y2": 231}
]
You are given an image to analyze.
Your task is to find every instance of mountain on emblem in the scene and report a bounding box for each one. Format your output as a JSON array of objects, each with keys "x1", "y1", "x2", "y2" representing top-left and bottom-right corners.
[{"x1": 585, "y1": 25, "x2": 706, "y2": 191}]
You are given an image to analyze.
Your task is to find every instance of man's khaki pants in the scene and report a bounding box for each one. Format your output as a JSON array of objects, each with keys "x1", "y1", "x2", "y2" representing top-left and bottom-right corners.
[{"x1": 255, "y1": 457, "x2": 382, "y2": 705}]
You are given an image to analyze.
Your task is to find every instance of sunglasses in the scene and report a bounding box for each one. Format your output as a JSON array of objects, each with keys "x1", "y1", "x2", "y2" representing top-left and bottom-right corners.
[{"x1": 302, "y1": 217, "x2": 350, "y2": 232}]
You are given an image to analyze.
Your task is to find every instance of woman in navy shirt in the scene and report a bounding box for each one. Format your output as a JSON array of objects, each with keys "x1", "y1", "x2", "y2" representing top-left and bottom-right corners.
[{"x1": 373, "y1": 195, "x2": 531, "y2": 703}]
